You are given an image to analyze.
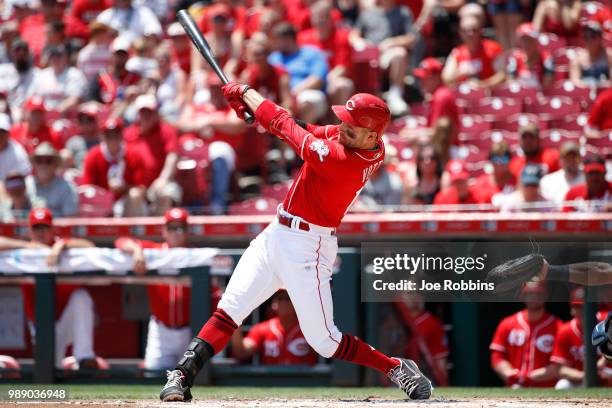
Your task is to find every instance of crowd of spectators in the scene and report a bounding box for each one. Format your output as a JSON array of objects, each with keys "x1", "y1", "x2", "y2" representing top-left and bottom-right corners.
[{"x1": 0, "y1": 0, "x2": 610, "y2": 220}]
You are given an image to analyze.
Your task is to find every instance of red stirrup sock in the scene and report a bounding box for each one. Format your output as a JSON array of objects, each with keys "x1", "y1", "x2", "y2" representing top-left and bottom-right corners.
[
  {"x1": 332, "y1": 334, "x2": 400, "y2": 374},
  {"x1": 197, "y1": 308, "x2": 238, "y2": 354}
]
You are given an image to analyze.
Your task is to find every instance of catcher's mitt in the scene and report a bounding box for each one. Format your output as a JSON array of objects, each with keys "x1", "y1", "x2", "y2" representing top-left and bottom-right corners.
[{"x1": 485, "y1": 254, "x2": 546, "y2": 293}]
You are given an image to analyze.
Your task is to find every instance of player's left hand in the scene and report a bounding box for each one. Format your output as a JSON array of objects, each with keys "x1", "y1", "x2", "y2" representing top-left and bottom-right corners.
[{"x1": 222, "y1": 82, "x2": 250, "y2": 100}]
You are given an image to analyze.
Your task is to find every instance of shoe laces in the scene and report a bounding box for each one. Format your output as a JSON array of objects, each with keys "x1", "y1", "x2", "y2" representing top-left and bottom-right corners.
[
  {"x1": 389, "y1": 364, "x2": 419, "y2": 396},
  {"x1": 164, "y1": 370, "x2": 184, "y2": 389}
]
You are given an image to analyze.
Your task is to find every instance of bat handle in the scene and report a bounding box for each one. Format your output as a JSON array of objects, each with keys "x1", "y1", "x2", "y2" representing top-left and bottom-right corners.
[{"x1": 243, "y1": 110, "x2": 255, "y2": 124}]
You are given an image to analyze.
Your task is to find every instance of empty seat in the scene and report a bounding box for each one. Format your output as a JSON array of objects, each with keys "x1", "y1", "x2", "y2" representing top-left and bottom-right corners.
[
  {"x1": 386, "y1": 115, "x2": 428, "y2": 135},
  {"x1": 471, "y1": 97, "x2": 522, "y2": 122},
  {"x1": 490, "y1": 82, "x2": 539, "y2": 103},
  {"x1": 550, "y1": 113, "x2": 589, "y2": 131},
  {"x1": 458, "y1": 114, "x2": 491, "y2": 138},
  {"x1": 542, "y1": 80, "x2": 593, "y2": 110},
  {"x1": 228, "y1": 197, "x2": 279, "y2": 215},
  {"x1": 78, "y1": 185, "x2": 114, "y2": 217},
  {"x1": 539, "y1": 129, "x2": 581, "y2": 149},
  {"x1": 584, "y1": 132, "x2": 612, "y2": 158},
  {"x1": 452, "y1": 83, "x2": 488, "y2": 108},
  {"x1": 526, "y1": 96, "x2": 580, "y2": 120},
  {"x1": 538, "y1": 33, "x2": 567, "y2": 55},
  {"x1": 480, "y1": 130, "x2": 521, "y2": 149},
  {"x1": 494, "y1": 113, "x2": 548, "y2": 132},
  {"x1": 352, "y1": 44, "x2": 380, "y2": 94}
]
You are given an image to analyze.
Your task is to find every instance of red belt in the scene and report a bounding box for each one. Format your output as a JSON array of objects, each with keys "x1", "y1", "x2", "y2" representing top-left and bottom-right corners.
[{"x1": 277, "y1": 214, "x2": 335, "y2": 235}]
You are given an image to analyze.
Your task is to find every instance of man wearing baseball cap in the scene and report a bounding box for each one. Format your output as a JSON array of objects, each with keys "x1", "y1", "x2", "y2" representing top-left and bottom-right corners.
[
  {"x1": 157, "y1": 78, "x2": 433, "y2": 400},
  {"x1": 0, "y1": 208, "x2": 101, "y2": 369},
  {"x1": 506, "y1": 23, "x2": 555, "y2": 89},
  {"x1": 498, "y1": 163, "x2": 554, "y2": 212},
  {"x1": 509, "y1": 122, "x2": 560, "y2": 178},
  {"x1": 115, "y1": 208, "x2": 222, "y2": 370},
  {"x1": 10, "y1": 96, "x2": 62, "y2": 154},
  {"x1": 564, "y1": 154, "x2": 612, "y2": 212},
  {"x1": 412, "y1": 57, "x2": 459, "y2": 153},
  {"x1": 540, "y1": 142, "x2": 584, "y2": 206},
  {"x1": 433, "y1": 159, "x2": 480, "y2": 206}
]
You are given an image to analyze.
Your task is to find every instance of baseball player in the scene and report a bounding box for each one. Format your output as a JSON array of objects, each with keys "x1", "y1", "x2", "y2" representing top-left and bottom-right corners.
[
  {"x1": 489, "y1": 281, "x2": 561, "y2": 388},
  {"x1": 547, "y1": 287, "x2": 611, "y2": 388},
  {"x1": 159, "y1": 84, "x2": 433, "y2": 401},
  {"x1": 231, "y1": 290, "x2": 318, "y2": 365},
  {"x1": 115, "y1": 208, "x2": 222, "y2": 370}
]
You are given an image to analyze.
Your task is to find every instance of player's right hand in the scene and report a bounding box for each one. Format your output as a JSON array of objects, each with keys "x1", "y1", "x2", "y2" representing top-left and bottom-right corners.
[
  {"x1": 222, "y1": 82, "x2": 250, "y2": 100},
  {"x1": 133, "y1": 250, "x2": 148, "y2": 275}
]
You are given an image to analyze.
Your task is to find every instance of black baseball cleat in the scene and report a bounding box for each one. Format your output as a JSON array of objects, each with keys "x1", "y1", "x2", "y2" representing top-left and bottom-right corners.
[
  {"x1": 387, "y1": 358, "x2": 433, "y2": 400},
  {"x1": 160, "y1": 369, "x2": 193, "y2": 402}
]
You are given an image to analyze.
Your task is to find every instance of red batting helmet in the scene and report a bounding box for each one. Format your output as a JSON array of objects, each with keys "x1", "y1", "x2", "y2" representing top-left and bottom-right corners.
[{"x1": 332, "y1": 93, "x2": 391, "y2": 136}]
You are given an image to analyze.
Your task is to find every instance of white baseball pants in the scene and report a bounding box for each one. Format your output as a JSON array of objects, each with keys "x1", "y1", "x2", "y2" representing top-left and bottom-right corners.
[
  {"x1": 55, "y1": 288, "x2": 95, "y2": 366},
  {"x1": 217, "y1": 216, "x2": 342, "y2": 358},
  {"x1": 144, "y1": 317, "x2": 192, "y2": 370}
]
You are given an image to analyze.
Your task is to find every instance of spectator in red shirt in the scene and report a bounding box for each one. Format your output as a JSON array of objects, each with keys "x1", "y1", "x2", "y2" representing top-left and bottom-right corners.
[
  {"x1": 10, "y1": 96, "x2": 61, "y2": 154},
  {"x1": 547, "y1": 287, "x2": 612, "y2": 389},
  {"x1": 507, "y1": 23, "x2": 555, "y2": 89},
  {"x1": 564, "y1": 154, "x2": 612, "y2": 212},
  {"x1": 509, "y1": 122, "x2": 560, "y2": 178},
  {"x1": 532, "y1": 0, "x2": 581, "y2": 40},
  {"x1": 0, "y1": 208, "x2": 101, "y2": 369},
  {"x1": 86, "y1": 36, "x2": 142, "y2": 106},
  {"x1": 239, "y1": 34, "x2": 292, "y2": 109},
  {"x1": 71, "y1": 0, "x2": 110, "y2": 26},
  {"x1": 442, "y1": 15, "x2": 505, "y2": 88},
  {"x1": 473, "y1": 142, "x2": 516, "y2": 205},
  {"x1": 81, "y1": 117, "x2": 149, "y2": 216},
  {"x1": 586, "y1": 87, "x2": 612, "y2": 138},
  {"x1": 166, "y1": 22, "x2": 192, "y2": 75},
  {"x1": 123, "y1": 94, "x2": 181, "y2": 215},
  {"x1": 411, "y1": 57, "x2": 459, "y2": 155},
  {"x1": 192, "y1": 4, "x2": 238, "y2": 77},
  {"x1": 490, "y1": 281, "x2": 561, "y2": 387},
  {"x1": 231, "y1": 289, "x2": 318, "y2": 366},
  {"x1": 297, "y1": 0, "x2": 354, "y2": 107},
  {"x1": 433, "y1": 159, "x2": 480, "y2": 208},
  {"x1": 115, "y1": 208, "x2": 222, "y2": 369}
]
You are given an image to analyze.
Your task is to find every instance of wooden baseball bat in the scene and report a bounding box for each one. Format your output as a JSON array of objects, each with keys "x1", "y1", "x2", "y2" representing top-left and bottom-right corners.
[{"x1": 177, "y1": 9, "x2": 254, "y2": 124}]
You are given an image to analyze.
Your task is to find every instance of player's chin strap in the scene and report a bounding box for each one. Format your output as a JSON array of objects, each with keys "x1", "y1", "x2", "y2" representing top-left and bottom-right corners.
[
  {"x1": 592, "y1": 311, "x2": 612, "y2": 361},
  {"x1": 176, "y1": 337, "x2": 214, "y2": 386}
]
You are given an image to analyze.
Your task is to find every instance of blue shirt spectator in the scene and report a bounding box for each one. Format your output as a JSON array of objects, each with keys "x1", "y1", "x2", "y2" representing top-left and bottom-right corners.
[{"x1": 269, "y1": 45, "x2": 329, "y2": 91}]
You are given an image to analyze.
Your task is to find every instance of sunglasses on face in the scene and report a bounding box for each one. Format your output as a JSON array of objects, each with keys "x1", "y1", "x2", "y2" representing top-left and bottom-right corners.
[
  {"x1": 166, "y1": 225, "x2": 186, "y2": 233},
  {"x1": 34, "y1": 157, "x2": 55, "y2": 165},
  {"x1": 32, "y1": 224, "x2": 51, "y2": 231}
]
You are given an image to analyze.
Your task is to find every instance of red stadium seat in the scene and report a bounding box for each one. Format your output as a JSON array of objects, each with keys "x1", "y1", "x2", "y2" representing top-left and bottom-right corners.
[
  {"x1": 385, "y1": 136, "x2": 416, "y2": 162},
  {"x1": 78, "y1": 185, "x2": 114, "y2": 217},
  {"x1": 261, "y1": 183, "x2": 291, "y2": 202},
  {"x1": 471, "y1": 97, "x2": 522, "y2": 122},
  {"x1": 453, "y1": 144, "x2": 489, "y2": 163},
  {"x1": 386, "y1": 115, "x2": 428, "y2": 135},
  {"x1": 177, "y1": 134, "x2": 210, "y2": 206},
  {"x1": 550, "y1": 113, "x2": 589, "y2": 131},
  {"x1": 493, "y1": 113, "x2": 548, "y2": 132},
  {"x1": 542, "y1": 80, "x2": 593, "y2": 110},
  {"x1": 480, "y1": 130, "x2": 521, "y2": 149},
  {"x1": 457, "y1": 114, "x2": 491, "y2": 140},
  {"x1": 352, "y1": 44, "x2": 380, "y2": 94},
  {"x1": 539, "y1": 129, "x2": 581, "y2": 149},
  {"x1": 452, "y1": 84, "x2": 488, "y2": 108},
  {"x1": 408, "y1": 103, "x2": 429, "y2": 117},
  {"x1": 228, "y1": 197, "x2": 279, "y2": 215},
  {"x1": 538, "y1": 33, "x2": 566, "y2": 55},
  {"x1": 179, "y1": 134, "x2": 209, "y2": 163},
  {"x1": 552, "y1": 47, "x2": 579, "y2": 80},
  {"x1": 490, "y1": 82, "x2": 538, "y2": 103},
  {"x1": 584, "y1": 132, "x2": 612, "y2": 158},
  {"x1": 526, "y1": 96, "x2": 580, "y2": 120}
]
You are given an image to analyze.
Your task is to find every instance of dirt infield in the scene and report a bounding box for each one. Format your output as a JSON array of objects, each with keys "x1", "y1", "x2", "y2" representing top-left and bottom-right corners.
[{"x1": 3, "y1": 398, "x2": 608, "y2": 407}]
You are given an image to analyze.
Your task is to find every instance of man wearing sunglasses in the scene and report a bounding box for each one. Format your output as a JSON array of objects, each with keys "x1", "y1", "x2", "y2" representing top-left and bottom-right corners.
[
  {"x1": 0, "y1": 208, "x2": 101, "y2": 369},
  {"x1": 115, "y1": 208, "x2": 222, "y2": 370}
]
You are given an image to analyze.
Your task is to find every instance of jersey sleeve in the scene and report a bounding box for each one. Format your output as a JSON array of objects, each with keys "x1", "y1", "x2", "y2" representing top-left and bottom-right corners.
[
  {"x1": 244, "y1": 322, "x2": 266, "y2": 351},
  {"x1": 550, "y1": 325, "x2": 572, "y2": 366},
  {"x1": 255, "y1": 100, "x2": 348, "y2": 176},
  {"x1": 306, "y1": 123, "x2": 335, "y2": 139},
  {"x1": 490, "y1": 318, "x2": 510, "y2": 354}
]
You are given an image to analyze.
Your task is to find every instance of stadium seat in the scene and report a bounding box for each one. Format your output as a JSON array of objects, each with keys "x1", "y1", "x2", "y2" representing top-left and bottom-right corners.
[
  {"x1": 539, "y1": 129, "x2": 581, "y2": 149},
  {"x1": 228, "y1": 197, "x2": 279, "y2": 215},
  {"x1": 542, "y1": 80, "x2": 593, "y2": 110},
  {"x1": 179, "y1": 134, "x2": 209, "y2": 163},
  {"x1": 550, "y1": 113, "x2": 589, "y2": 131},
  {"x1": 552, "y1": 47, "x2": 579, "y2": 80},
  {"x1": 386, "y1": 115, "x2": 428, "y2": 135},
  {"x1": 385, "y1": 136, "x2": 416, "y2": 162},
  {"x1": 490, "y1": 82, "x2": 538, "y2": 103},
  {"x1": 480, "y1": 130, "x2": 521, "y2": 149},
  {"x1": 584, "y1": 132, "x2": 612, "y2": 158},
  {"x1": 408, "y1": 103, "x2": 429, "y2": 117},
  {"x1": 452, "y1": 83, "x2": 488, "y2": 108},
  {"x1": 526, "y1": 96, "x2": 580, "y2": 121},
  {"x1": 453, "y1": 144, "x2": 489, "y2": 162},
  {"x1": 471, "y1": 97, "x2": 522, "y2": 122},
  {"x1": 352, "y1": 44, "x2": 380, "y2": 94},
  {"x1": 538, "y1": 33, "x2": 566, "y2": 55},
  {"x1": 493, "y1": 113, "x2": 548, "y2": 133},
  {"x1": 78, "y1": 185, "x2": 114, "y2": 217},
  {"x1": 261, "y1": 183, "x2": 291, "y2": 202},
  {"x1": 458, "y1": 114, "x2": 491, "y2": 139}
]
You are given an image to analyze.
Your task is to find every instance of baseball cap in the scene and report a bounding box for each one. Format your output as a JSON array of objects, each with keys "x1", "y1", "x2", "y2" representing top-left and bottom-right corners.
[
  {"x1": 413, "y1": 58, "x2": 443, "y2": 79},
  {"x1": 516, "y1": 22, "x2": 539, "y2": 39},
  {"x1": 570, "y1": 287, "x2": 585, "y2": 305},
  {"x1": 32, "y1": 142, "x2": 59, "y2": 158},
  {"x1": 446, "y1": 159, "x2": 469, "y2": 182},
  {"x1": 331, "y1": 93, "x2": 391, "y2": 136},
  {"x1": 521, "y1": 164, "x2": 543, "y2": 186},
  {"x1": 102, "y1": 117, "x2": 124, "y2": 132},
  {"x1": 164, "y1": 207, "x2": 189, "y2": 224},
  {"x1": 25, "y1": 96, "x2": 45, "y2": 112},
  {"x1": 133, "y1": 94, "x2": 158, "y2": 111},
  {"x1": 0, "y1": 112, "x2": 11, "y2": 131},
  {"x1": 29, "y1": 208, "x2": 53, "y2": 227},
  {"x1": 583, "y1": 154, "x2": 606, "y2": 174},
  {"x1": 111, "y1": 36, "x2": 131, "y2": 53}
]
